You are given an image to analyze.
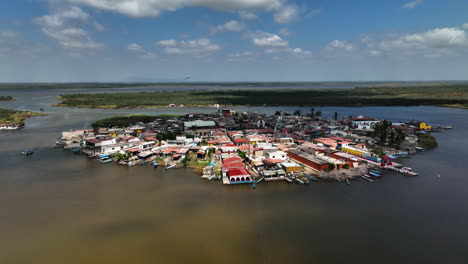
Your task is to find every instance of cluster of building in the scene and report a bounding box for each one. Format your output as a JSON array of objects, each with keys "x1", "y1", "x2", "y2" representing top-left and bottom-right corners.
[{"x1": 56, "y1": 110, "x2": 437, "y2": 185}]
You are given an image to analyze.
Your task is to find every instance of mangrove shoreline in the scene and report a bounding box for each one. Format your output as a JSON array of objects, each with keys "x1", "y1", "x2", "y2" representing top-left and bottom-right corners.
[{"x1": 54, "y1": 86, "x2": 468, "y2": 109}]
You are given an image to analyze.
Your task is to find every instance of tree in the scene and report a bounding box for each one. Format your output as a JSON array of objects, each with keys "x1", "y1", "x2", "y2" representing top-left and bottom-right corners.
[
  {"x1": 191, "y1": 125, "x2": 198, "y2": 136},
  {"x1": 309, "y1": 107, "x2": 315, "y2": 118},
  {"x1": 294, "y1": 109, "x2": 301, "y2": 116},
  {"x1": 333, "y1": 112, "x2": 338, "y2": 121},
  {"x1": 315, "y1": 110, "x2": 322, "y2": 117},
  {"x1": 328, "y1": 163, "x2": 336, "y2": 170},
  {"x1": 343, "y1": 164, "x2": 350, "y2": 169},
  {"x1": 274, "y1": 111, "x2": 282, "y2": 116}
]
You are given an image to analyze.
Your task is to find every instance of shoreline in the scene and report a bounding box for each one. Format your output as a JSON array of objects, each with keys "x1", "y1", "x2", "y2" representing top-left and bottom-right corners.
[
  {"x1": 52, "y1": 103, "x2": 468, "y2": 110},
  {"x1": 0, "y1": 108, "x2": 47, "y2": 129},
  {"x1": 53, "y1": 86, "x2": 468, "y2": 110}
]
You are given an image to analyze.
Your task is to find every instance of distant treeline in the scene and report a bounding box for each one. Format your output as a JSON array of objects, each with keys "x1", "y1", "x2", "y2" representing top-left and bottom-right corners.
[
  {"x1": 0, "y1": 96, "x2": 15, "y2": 101},
  {"x1": 57, "y1": 86, "x2": 468, "y2": 109},
  {"x1": 2, "y1": 81, "x2": 468, "y2": 90},
  {"x1": 91, "y1": 114, "x2": 181, "y2": 128}
]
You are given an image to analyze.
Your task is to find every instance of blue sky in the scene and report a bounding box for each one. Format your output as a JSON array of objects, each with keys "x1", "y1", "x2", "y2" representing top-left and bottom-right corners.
[{"x1": 0, "y1": 0, "x2": 468, "y2": 82}]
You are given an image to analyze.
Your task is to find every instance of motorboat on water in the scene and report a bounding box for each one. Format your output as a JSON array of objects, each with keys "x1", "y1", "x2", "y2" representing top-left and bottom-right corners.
[
  {"x1": 166, "y1": 164, "x2": 176, "y2": 170},
  {"x1": 152, "y1": 162, "x2": 159, "y2": 168},
  {"x1": 21, "y1": 149, "x2": 34, "y2": 155},
  {"x1": 362, "y1": 175, "x2": 374, "y2": 182},
  {"x1": 100, "y1": 158, "x2": 113, "y2": 163},
  {"x1": 400, "y1": 167, "x2": 418, "y2": 176}
]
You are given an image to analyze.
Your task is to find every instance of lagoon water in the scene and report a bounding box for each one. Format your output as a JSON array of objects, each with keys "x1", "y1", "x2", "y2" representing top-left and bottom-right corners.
[{"x1": 1, "y1": 88, "x2": 467, "y2": 264}]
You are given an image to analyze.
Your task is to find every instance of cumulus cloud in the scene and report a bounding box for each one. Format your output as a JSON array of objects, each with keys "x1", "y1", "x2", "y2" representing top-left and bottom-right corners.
[
  {"x1": 326, "y1": 40, "x2": 354, "y2": 52},
  {"x1": 463, "y1": 23, "x2": 468, "y2": 30},
  {"x1": 34, "y1": 6, "x2": 104, "y2": 50},
  {"x1": 274, "y1": 4, "x2": 300, "y2": 24},
  {"x1": 157, "y1": 38, "x2": 221, "y2": 57},
  {"x1": 379, "y1": 27, "x2": 467, "y2": 51},
  {"x1": 239, "y1": 11, "x2": 258, "y2": 20},
  {"x1": 249, "y1": 31, "x2": 289, "y2": 47},
  {"x1": 128, "y1": 43, "x2": 156, "y2": 59},
  {"x1": 341, "y1": 25, "x2": 468, "y2": 58},
  {"x1": 279, "y1": 28, "x2": 291, "y2": 36},
  {"x1": 402, "y1": 0, "x2": 424, "y2": 9},
  {"x1": 265, "y1": 47, "x2": 311, "y2": 55},
  {"x1": 228, "y1": 51, "x2": 254, "y2": 57},
  {"x1": 62, "y1": 0, "x2": 284, "y2": 17},
  {"x1": 211, "y1": 20, "x2": 245, "y2": 34}
]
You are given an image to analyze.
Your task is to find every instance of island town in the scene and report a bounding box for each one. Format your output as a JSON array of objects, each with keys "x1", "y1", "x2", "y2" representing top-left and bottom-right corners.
[{"x1": 53, "y1": 108, "x2": 450, "y2": 186}]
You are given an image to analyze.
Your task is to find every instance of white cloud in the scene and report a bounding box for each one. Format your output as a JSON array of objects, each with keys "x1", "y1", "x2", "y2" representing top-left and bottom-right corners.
[
  {"x1": 157, "y1": 38, "x2": 221, "y2": 56},
  {"x1": 326, "y1": 40, "x2": 354, "y2": 52},
  {"x1": 211, "y1": 20, "x2": 245, "y2": 34},
  {"x1": 93, "y1": 21, "x2": 106, "y2": 31},
  {"x1": 128, "y1": 43, "x2": 156, "y2": 59},
  {"x1": 379, "y1": 27, "x2": 467, "y2": 51},
  {"x1": 274, "y1": 4, "x2": 300, "y2": 24},
  {"x1": 265, "y1": 47, "x2": 311, "y2": 55},
  {"x1": 228, "y1": 51, "x2": 254, "y2": 57},
  {"x1": 463, "y1": 23, "x2": 468, "y2": 30},
  {"x1": 34, "y1": 6, "x2": 104, "y2": 50},
  {"x1": 249, "y1": 31, "x2": 289, "y2": 47},
  {"x1": 62, "y1": 0, "x2": 284, "y2": 17},
  {"x1": 158, "y1": 39, "x2": 177, "y2": 46},
  {"x1": 239, "y1": 11, "x2": 258, "y2": 20},
  {"x1": 403, "y1": 0, "x2": 424, "y2": 9},
  {"x1": 279, "y1": 28, "x2": 290, "y2": 36}
]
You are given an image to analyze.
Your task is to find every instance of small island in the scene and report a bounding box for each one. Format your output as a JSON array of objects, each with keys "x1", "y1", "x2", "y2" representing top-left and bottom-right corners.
[
  {"x1": 53, "y1": 85, "x2": 468, "y2": 109},
  {"x1": 0, "y1": 108, "x2": 46, "y2": 130},
  {"x1": 0, "y1": 96, "x2": 15, "y2": 101},
  {"x1": 55, "y1": 109, "x2": 446, "y2": 185}
]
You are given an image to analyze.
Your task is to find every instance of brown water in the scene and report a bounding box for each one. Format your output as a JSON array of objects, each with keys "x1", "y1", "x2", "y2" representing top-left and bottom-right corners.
[{"x1": 1, "y1": 89, "x2": 468, "y2": 264}]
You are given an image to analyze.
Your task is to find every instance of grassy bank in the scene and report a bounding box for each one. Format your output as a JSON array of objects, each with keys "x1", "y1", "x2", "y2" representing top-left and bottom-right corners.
[
  {"x1": 0, "y1": 96, "x2": 15, "y2": 101},
  {"x1": 0, "y1": 108, "x2": 46, "y2": 126},
  {"x1": 55, "y1": 86, "x2": 468, "y2": 109}
]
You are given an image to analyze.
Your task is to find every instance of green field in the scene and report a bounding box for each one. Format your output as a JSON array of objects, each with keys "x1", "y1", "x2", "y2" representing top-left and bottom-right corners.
[
  {"x1": 0, "y1": 108, "x2": 46, "y2": 126},
  {"x1": 56, "y1": 86, "x2": 468, "y2": 109},
  {"x1": 0, "y1": 96, "x2": 15, "y2": 101}
]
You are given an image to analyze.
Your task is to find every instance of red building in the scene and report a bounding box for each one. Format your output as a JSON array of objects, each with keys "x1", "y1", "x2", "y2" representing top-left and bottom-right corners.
[{"x1": 288, "y1": 149, "x2": 329, "y2": 171}]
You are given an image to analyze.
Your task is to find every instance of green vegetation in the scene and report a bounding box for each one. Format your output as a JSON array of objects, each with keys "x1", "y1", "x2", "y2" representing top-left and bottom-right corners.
[
  {"x1": 56, "y1": 85, "x2": 468, "y2": 109},
  {"x1": 0, "y1": 108, "x2": 46, "y2": 126},
  {"x1": 91, "y1": 114, "x2": 182, "y2": 128},
  {"x1": 0, "y1": 96, "x2": 15, "y2": 101},
  {"x1": 418, "y1": 134, "x2": 438, "y2": 149},
  {"x1": 370, "y1": 120, "x2": 406, "y2": 149}
]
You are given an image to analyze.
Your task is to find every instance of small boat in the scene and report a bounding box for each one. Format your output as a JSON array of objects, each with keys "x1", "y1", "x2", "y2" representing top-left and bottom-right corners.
[
  {"x1": 415, "y1": 147, "x2": 425, "y2": 152},
  {"x1": 40, "y1": 108, "x2": 45, "y2": 112},
  {"x1": 152, "y1": 162, "x2": 159, "y2": 168},
  {"x1": 400, "y1": 167, "x2": 418, "y2": 176},
  {"x1": 166, "y1": 164, "x2": 176, "y2": 170},
  {"x1": 443, "y1": 126, "x2": 453, "y2": 129},
  {"x1": 346, "y1": 179, "x2": 351, "y2": 185},
  {"x1": 21, "y1": 149, "x2": 34, "y2": 155},
  {"x1": 251, "y1": 182, "x2": 257, "y2": 189},
  {"x1": 362, "y1": 175, "x2": 374, "y2": 182},
  {"x1": 368, "y1": 171, "x2": 382, "y2": 177},
  {"x1": 100, "y1": 158, "x2": 112, "y2": 163},
  {"x1": 310, "y1": 176, "x2": 319, "y2": 181}
]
